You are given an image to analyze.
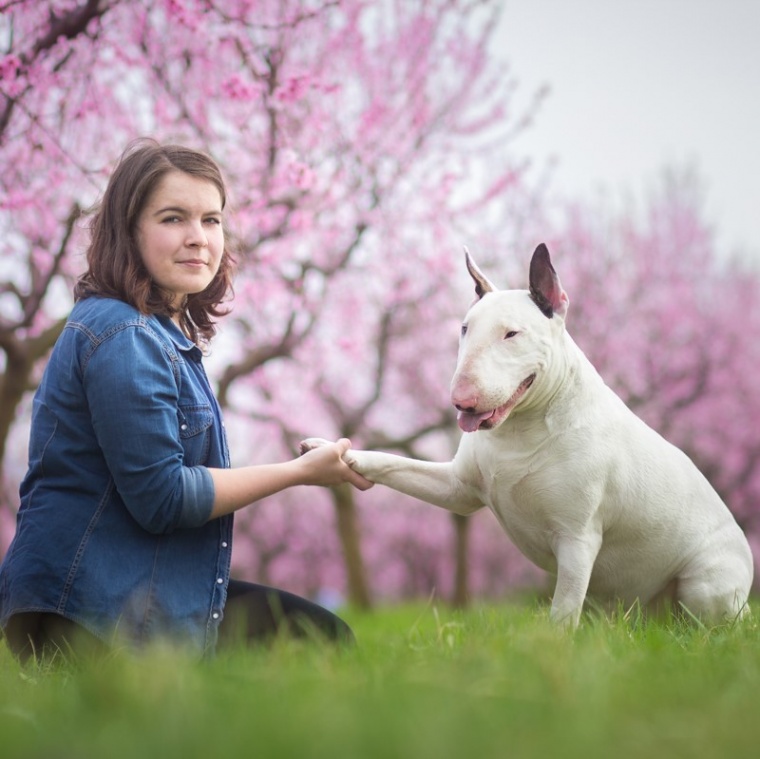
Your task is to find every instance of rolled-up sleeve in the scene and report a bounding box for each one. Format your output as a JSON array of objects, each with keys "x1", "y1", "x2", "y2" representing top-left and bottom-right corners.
[{"x1": 178, "y1": 466, "x2": 215, "y2": 529}]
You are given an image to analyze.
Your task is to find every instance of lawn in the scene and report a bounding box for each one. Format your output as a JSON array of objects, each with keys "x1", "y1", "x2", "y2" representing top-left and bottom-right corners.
[{"x1": 1, "y1": 599, "x2": 759, "y2": 758}]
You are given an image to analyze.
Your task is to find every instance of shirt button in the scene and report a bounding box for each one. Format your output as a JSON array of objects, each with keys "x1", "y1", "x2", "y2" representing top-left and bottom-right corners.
[
  {"x1": 217, "y1": 577, "x2": 224, "y2": 584},
  {"x1": 221, "y1": 542, "x2": 228, "y2": 548},
  {"x1": 212, "y1": 612, "x2": 220, "y2": 620},
  {"x1": 180, "y1": 423, "x2": 188, "y2": 431}
]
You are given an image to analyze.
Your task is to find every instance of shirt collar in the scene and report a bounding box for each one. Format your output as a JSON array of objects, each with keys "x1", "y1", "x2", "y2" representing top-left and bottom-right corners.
[{"x1": 155, "y1": 315, "x2": 203, "y2": 358}]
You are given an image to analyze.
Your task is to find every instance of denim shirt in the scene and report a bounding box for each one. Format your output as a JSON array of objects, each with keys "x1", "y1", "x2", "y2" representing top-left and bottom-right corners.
[{"x1": 0, "y1": 297, "x2": 233, "y2": 655}]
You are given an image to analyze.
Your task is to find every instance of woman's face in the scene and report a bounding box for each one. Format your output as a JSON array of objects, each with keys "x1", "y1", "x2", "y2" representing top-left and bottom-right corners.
[{"x1": 136, "y1": 170, "x2": 224, "y2": 311}]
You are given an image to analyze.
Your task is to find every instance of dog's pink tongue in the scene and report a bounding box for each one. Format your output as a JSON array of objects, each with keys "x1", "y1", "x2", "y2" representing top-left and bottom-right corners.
[{"x1": 457, "y1": 409, "x2": 494, "y2": 433}]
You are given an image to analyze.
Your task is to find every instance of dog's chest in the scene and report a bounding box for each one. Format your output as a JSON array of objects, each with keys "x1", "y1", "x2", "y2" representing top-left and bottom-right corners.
[
  {"x1": 488, "y1": 479, "x2": 561, "y2": 572},
  {"x1": 469, "y1": 435, "x2": 563, "y2": 571}
]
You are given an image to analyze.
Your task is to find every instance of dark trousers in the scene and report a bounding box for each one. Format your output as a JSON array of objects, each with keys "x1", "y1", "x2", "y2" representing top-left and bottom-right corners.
[
  {"x1": 219, "y1": 579, "x2": 354, "y2": 646},
  {"x1": 3, "y1": 579, "x2": 353, "y2": 664}
]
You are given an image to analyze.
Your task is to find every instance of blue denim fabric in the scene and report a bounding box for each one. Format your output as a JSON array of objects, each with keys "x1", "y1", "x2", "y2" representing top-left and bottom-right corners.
[{"x1": 0, "y1": 297, "x2": 233, "y2": 655}]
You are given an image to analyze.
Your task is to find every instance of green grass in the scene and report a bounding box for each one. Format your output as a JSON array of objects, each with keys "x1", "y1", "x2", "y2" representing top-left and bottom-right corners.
[{"x1": 2, "y1": 599, "x2": 759, "y2": 758}]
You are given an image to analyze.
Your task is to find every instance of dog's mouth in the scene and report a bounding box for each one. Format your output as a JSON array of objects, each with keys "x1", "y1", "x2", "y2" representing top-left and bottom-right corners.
[{"x1": 456, "y1": 374, "x2": 536, "y2": 433}]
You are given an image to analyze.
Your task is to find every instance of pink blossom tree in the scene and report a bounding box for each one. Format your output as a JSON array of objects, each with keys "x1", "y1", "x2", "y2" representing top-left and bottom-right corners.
[
  {"x1": 3, "y1": 1, "x2": 756, "y2": 606},
  {"x1": 0, "y1": 0, "x2": 542, "y2": 601}
]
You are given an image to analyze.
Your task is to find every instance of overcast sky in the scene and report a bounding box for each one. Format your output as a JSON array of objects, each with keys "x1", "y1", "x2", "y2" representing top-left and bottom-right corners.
[{"x1": 498, "y1": 0, "x2": 760, "y2": 261}]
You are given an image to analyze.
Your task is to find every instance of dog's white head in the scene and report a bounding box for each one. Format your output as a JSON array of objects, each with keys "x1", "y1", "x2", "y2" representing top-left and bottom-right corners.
[{"x1": 451, "y1": 244, "x2": 570, "y2": 433}]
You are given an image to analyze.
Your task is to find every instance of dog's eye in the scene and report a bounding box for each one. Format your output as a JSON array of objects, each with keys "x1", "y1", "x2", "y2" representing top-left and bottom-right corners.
[
  {"x1": 504, "y1": 330, "x2": 518, "y2": 340},
  {"x1": 461, "y1": 324, "x2": 468, "y2": 337}
]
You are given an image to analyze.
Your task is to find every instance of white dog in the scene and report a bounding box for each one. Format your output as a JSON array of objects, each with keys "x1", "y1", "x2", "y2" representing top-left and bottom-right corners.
[{"x1": 303, "y1": 245, "x2": 754, "y2": 627}]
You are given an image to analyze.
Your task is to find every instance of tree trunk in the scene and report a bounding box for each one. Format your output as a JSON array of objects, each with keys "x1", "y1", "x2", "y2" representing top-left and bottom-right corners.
[
  {"x1": 0, "y1": 351, "x2": 33, "y2": 511},
  {"x1": 331, "y1": 483, "x2": 373, "y2": 610},
  {"x1": 0, "y1": 319, "x2": 67, "y2": 511},
  {"x1": 451, "y1": 512, "x2": 471, "y2": 608},
  {"x1": 0, "y1": 344, "x2": 38, "y2": 511}
]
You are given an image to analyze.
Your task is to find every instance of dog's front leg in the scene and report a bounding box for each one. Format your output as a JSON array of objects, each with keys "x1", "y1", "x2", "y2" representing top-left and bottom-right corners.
[
  {"x1": 550, "y1": 534, "x2": 603, "y2": 629},
  {"x1": 300, "y1": 438, "x2": 483, "y2": 515},
  {"x1": 350, "y1": 451, "x2": 484, "y2": 515}
]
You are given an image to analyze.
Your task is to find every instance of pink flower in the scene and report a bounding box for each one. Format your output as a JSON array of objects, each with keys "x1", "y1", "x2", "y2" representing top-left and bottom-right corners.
[
  {"x1": 273, "y1": 75, "x2": 311, "y2": 105},
  {"x1": 281, "y1": 150, "x2": 315, "y2": 191},
  {"x1": 287, "y1": 161, "x2": 315, "y2": 191},
  {"x1": 221, "y1": 74, "x2": 260, "y2": 102},
  {"x1": 0, "y1": 54, "x2": 21, "y2": 80}
]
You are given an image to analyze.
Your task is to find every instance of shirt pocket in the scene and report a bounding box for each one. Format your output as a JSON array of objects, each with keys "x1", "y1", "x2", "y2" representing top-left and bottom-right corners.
[{"x1": 177, "y1": 404, "x2": 214, "y2": 467}]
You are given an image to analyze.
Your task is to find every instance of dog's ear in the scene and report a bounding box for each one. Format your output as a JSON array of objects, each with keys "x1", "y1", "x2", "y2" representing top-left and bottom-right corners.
[
  {"x1": 529, "y1": 243, "x2": 569, "y2": 319},
  {"x1": 464, "y1": 247, "x2": 496, "y2": 300}
]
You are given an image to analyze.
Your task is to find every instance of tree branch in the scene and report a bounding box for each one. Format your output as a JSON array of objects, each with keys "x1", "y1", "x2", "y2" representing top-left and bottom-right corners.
[
  {"x1": 21, "y1": 203, "x2": 81, "y2": 329},
  {"x1": 33, "y1": 0, "x2": 107, "y2": 56},
  {"x1": 215, "y1": 308, "x2": 318, "y2": 408}
]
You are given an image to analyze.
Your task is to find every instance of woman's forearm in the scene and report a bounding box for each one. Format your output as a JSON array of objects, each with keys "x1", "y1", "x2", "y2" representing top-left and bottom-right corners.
[
  {"x1": 207, "y1": 461, "x2": 305, "y2": 519},
  {"x1": 206, "y1": 438, "x2": 372, "y2": 520}
]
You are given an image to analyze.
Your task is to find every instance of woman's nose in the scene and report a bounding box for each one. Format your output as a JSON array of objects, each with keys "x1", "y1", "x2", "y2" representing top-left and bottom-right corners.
[{"x1": 186, "y1": 220, "x2": 208, "y2": 247}]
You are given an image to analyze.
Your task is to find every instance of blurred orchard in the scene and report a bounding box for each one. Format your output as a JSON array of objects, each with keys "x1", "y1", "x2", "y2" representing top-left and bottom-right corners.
[{"x1": 1, "y1": 0, "x2": 758, "y2": 608}]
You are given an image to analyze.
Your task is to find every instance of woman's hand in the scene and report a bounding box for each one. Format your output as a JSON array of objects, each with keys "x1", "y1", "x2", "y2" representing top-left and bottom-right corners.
[
  {"x1": 208, "y1": 438, "x2": 373, "y2": 520},
  {"x1": 297, "y1": 438, "x2": 374, "y2": 491}
]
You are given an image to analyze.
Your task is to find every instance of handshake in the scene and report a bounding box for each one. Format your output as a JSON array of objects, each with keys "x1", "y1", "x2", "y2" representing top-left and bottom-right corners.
[{"x1": 298, "y1": 437, "x2": 374, "y2": 491}]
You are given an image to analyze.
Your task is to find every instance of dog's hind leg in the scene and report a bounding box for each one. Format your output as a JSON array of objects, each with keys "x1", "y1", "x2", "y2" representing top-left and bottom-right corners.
[{"x1": 675, "y1": 552, "x2": 753, "y2": 624}]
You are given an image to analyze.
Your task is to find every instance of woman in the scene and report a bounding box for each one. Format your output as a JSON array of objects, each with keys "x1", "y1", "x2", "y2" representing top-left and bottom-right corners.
[{"x1": 0, "y1": 139, "x2": 371, "y2": 663}]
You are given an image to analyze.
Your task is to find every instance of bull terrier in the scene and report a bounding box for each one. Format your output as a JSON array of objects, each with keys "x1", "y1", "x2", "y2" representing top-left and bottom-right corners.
[{"x1": 303, "y1": 244, "x2": 754, "y2": 627}]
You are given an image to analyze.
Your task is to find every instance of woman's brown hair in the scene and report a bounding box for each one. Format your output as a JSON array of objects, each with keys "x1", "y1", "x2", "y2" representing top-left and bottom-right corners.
[{"x1": 75, "y1": 138, "x2": 235, "y2": 345}]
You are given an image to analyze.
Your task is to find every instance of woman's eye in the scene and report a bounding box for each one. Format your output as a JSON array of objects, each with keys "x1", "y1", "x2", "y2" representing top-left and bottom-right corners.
[
  {"x1": 504, "y1": 331, "x2": 518, "y2": 339},
  {"x1": 204, "y1": 217, "x2": 222, "y2": 225}
]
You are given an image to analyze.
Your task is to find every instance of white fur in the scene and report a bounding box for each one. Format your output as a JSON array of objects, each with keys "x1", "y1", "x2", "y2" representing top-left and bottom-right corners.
[{"x1": 303, "y1": 248, "x2": 753, "y2": 628}]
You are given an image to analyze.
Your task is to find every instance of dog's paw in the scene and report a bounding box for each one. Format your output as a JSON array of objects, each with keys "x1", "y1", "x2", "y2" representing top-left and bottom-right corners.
[
  {"x1": 342, "y1": 449, "x2": 359, "y2": 468},
  {"x1": 299, "y1": 437, "x2": 332, "y2": 456},
  {"x1": 299, "y1": 437, "x2": 361, "y2": 472}
]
